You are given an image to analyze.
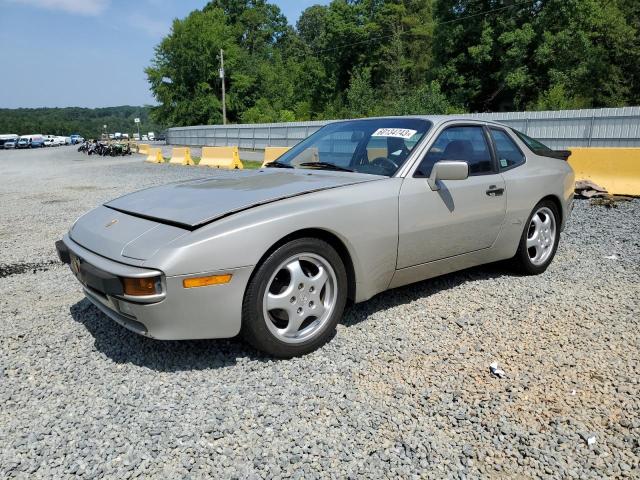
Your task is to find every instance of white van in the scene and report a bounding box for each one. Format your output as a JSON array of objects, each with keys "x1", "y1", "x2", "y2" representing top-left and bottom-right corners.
[
  {"x1": 0, "y1": 134, "x2": 18, "y2": 148},
  {"x1": 27, "y1": 135, "x2": 45, "y2": 148}
]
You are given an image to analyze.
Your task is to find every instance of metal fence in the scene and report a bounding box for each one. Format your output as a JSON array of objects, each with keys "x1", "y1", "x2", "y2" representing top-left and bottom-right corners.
[{"x1": 167, "y1": 106, "x2": 640, "y2": 150}]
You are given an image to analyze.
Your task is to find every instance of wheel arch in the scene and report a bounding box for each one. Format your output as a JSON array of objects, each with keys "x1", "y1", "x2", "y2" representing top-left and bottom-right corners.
[
  {"x1": 539, "y1": 194, "x2": 563, "y2": 227},
  {"x1": 249, "y1": 228, "x2": 357, "y2": 304}
]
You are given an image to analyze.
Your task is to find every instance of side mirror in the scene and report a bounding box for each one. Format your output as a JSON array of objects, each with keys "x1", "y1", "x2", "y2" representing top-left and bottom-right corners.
[{"x1": 427, "y1": 160, "x2": 469, "y2": 191}]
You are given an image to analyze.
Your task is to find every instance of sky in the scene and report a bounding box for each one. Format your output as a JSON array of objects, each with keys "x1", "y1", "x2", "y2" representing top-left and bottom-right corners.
[{"x1": 0, "y1": 0, "x2": 330, "y2": 108}]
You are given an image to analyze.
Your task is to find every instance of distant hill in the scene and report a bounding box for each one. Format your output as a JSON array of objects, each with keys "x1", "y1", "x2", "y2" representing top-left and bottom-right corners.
[{"x1": 0, "y1": 106, "x2": 164, "y2": 139}]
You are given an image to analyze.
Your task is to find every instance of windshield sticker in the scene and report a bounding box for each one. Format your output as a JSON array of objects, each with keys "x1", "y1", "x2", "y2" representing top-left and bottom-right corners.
[{"x1": 372, "y1": 128, "x2": 417, "y2": 139}]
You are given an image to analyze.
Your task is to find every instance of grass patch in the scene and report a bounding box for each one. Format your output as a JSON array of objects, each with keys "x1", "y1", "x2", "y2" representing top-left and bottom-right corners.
[
  {"x1": 163, "y1": 155, "x2": 261, "y2": 169},
  {"x1": 192, "y1": 157, "x2": 261, "y2": 169},
  {"x1": 243, "y1": 160, "x2": 262, "y2": 170}
]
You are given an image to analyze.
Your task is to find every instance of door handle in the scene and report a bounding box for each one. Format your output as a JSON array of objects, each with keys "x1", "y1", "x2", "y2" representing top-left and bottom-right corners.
[{"x1": 486, "y1": 185, "x2": 504, "y2": 197}]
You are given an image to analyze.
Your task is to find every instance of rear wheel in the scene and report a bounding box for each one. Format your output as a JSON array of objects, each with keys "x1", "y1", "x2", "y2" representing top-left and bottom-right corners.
[
  {"x1": 512, "y1": 200, "x2": 560, "y2": 275},
  {"x1": 242, "y1": 238, "x2": 348, "y2": 358}
]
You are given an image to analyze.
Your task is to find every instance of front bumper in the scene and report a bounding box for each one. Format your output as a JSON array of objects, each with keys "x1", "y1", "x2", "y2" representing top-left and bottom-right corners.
[{"x1": 56, "y1": 234, "x2": 253, "y2": 340}]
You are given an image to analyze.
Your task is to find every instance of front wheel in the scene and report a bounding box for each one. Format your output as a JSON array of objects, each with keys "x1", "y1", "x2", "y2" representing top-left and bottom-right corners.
[
  {"x1": 512, "y1": 200, "x2": 560, "y2": 275},
  {"x1": 242, "y1": 238, "x2": 348, "y2": 358}
]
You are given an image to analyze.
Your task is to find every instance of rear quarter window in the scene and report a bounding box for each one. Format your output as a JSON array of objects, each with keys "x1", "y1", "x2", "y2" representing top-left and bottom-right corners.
[{"x1": 489, "y1": 128, "x2": 525, "y2": 170}]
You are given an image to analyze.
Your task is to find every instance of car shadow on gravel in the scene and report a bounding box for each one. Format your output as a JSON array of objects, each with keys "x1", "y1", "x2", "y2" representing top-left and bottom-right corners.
[
  {"x1": 341, "y1": 262, "x2": 513, "y2": 327},
  {"x1": 69, "y1": 263, "x2": 510, "y2": 371},
  {"x1": 70, "y1": 299, "x2": 268, "y2": 371}
]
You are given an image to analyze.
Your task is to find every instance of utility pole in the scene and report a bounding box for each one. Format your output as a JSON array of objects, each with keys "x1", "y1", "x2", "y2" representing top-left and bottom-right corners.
[
  {"x1": 219, "y1": 49, "x2": 227, "y2": 125},
  {"x1": 134, "y1": 117, "x2": 141, "y2": 141}
]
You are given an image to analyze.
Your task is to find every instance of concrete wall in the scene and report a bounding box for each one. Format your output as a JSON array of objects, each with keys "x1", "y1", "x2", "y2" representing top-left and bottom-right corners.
[{"x1": 167, "y1": 106, "x2": 640, "y2": 150}]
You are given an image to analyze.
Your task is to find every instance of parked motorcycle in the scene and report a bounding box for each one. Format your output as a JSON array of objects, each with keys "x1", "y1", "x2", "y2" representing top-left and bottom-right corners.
[{"x1": 77, "y1": 140, "x2": 133, "y2": 157}]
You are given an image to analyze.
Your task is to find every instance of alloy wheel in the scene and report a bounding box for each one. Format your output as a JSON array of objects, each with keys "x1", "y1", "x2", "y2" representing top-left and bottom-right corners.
[
  {"x1": 526, "y1": 206, "x2": 557, "y2": 266},
  {"x1": 262, "y1": 253, "x2": 338, "y2": 344}
]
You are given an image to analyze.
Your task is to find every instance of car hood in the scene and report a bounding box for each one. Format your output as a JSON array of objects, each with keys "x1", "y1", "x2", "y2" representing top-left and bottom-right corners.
[{"x1": 104, "y1": 169, "x2": 380, "y2": 229}]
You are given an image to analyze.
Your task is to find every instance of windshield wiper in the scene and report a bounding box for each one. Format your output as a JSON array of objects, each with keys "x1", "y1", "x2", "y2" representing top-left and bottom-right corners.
[
  {"x1": 264, "y1": 160, "x2": 294, "y2": 169},
  {"x1": 299, "y1": 162, "x2": 354, "y2": 172}
]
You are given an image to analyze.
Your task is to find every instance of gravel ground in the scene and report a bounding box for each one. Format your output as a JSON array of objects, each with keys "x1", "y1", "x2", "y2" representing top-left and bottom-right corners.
[{"x1": 1, "y1": 146, "x2": 638, "y2": 479}]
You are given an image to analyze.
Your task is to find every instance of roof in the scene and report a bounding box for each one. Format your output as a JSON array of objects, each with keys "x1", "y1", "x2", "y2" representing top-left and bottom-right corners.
[{"x1": 327, "y1": 115, "x2": 510, "y2": 128}]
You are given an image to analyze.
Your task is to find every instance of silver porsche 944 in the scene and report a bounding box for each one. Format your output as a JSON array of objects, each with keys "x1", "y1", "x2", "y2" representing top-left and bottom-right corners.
[{"x1": 56, "y1": 116, "x2": 574, "y2": 357}]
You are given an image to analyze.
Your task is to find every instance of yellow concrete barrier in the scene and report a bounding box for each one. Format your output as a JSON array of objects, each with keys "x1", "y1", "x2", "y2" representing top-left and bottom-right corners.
[
  {"x1": 146, "y1": 148, "x2": 164, "y2": 164},
  {"x1": 169, "y1": 147, "x2": 195, "y2": 166},
  {"x1": 138, "y1": 143, "x2": 150, "y2": 155},
  {"x1": 568, "y1": 148, "x2": 640, "y2": 196},
  {"x1": 367, "y1": 147, "x2": 388, "y2": 161},
  {"x1": 200, "y1": 146, "x2": 243, "y2": 169},
  {"x1": 261, "y1": 146, "x2": 291, "y2": 167},
  {"x1": 290, "y1": 147, "x2": 319, "y2": 167}
]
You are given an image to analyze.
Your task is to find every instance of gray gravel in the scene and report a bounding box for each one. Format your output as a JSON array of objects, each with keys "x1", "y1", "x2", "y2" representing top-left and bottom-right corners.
[{"x1": 1, "y1": 146, "x2": 639, "y2": 479}]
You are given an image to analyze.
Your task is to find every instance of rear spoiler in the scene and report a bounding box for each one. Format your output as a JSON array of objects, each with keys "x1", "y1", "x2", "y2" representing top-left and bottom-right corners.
[{"x1": 545, "y1": 149, "x2": 571, "y2": 161}]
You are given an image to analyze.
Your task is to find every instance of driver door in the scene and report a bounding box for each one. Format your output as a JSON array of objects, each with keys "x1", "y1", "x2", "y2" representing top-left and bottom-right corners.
[{"x1": 397, "y1": 124, "x2": 506, "y2": 268}]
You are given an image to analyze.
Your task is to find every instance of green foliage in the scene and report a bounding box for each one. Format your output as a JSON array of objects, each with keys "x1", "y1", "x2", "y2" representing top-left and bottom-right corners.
[
  {"x1": 5, "y1": 0, "x2": 637, "y2": 134},
  {"x1": 529, "y1": 84, "x2": 590, "y2": 111},
  {"x1": 3, "y1": 0, "x2": 638, "y2": 135},
  {"x1": 346, "y1": 68, "x2": 378, "y2": 118},
  {"x1": 434, "y1": 0, "x2": 637, "y2": 112},
  {"x1": 136, "y1": 0, "x2": 640, "y2": 124},
  {"x1": 0, "y1": 106, "x2": 162, "y2": 139},
  {"x1": 390, "y1": 81, "x2": 464, "y2": 115}
]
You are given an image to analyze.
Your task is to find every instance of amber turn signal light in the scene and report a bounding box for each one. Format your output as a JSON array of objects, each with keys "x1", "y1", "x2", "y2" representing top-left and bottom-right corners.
[
  {"x1": 122, "y1": 277, "x2": 161, "y2": 296},
  {"x1": 183, "y1": 274, "x2": 232, "y2": 289}
]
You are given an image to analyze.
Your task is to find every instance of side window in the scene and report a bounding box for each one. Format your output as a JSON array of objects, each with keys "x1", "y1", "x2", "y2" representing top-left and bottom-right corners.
[
  {"x1": 490, "y1": 129, "x2": 525, "y2": 169},
  {"x1": 416, "y1": 126, "x2": 494, "y2": 177}
]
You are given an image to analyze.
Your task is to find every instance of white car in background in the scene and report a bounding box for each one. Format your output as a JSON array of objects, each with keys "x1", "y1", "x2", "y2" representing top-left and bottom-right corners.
[
  {"x1": 44, "y1": 137, "x2": 56, "y2": 147},
  {"x1": 54, "y1": 137, "x2": 66, "y2": 146}
]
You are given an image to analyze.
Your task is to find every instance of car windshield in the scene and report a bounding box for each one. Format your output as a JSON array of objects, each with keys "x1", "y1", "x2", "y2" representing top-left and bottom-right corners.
[{"x1": 271, "y1": 118, "x2": 432, "y2": 176}]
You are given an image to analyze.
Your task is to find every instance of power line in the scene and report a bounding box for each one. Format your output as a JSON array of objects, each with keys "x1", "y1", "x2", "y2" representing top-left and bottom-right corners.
[
  {"x1": 303, "y1": 0, "x2": 535, "y2": 57},
  {"x1": 439, "y1": 0, "x2": 535, "y2": 25}
]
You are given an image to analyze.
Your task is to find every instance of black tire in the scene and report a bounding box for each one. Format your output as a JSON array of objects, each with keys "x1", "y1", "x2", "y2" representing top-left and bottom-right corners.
[
  {"x1": 242, "y1": 238, "x2": 348, "y2": 358},
  {"x1": 512, "y1": 199, "x2": 560, "y2": 275}
]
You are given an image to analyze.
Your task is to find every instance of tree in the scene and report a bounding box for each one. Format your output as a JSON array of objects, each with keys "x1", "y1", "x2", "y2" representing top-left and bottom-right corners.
[
  {"x1": 528, "y1": 0, "x2": 635, "y2": 109},
  {"x1": 390, "y1": 81, "x2": 462, "y2": 115},
  {"x1": 346, "y1": 68, "x2": 378, "y2": 117},
  {"x1": 0, "y1": 106, "x2": 162, "y2": 139},
  {"x1": 433, "y1": 0, "x2": 637, "y2": 112},
  {"x1": 143, "y1": 0, "x2": 639, "y2": 126},
  {"x1": 146, "y1": 1, "x2": 297, "y2": 126},
  {"x1": 146, "y1": 8, "x2": 230, "y2": 126}
]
